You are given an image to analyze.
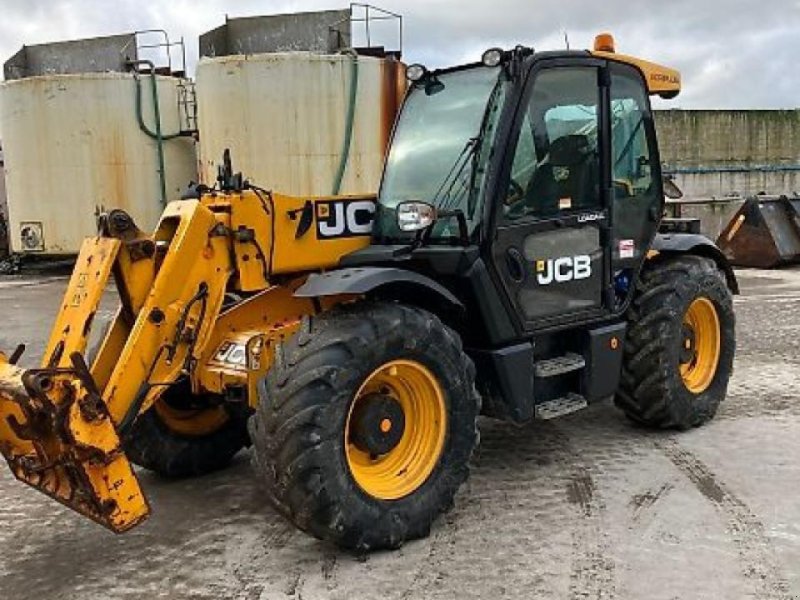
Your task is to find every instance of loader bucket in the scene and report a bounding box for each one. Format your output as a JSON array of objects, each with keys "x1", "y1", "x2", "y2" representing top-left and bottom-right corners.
[
  {"x1": 0, "y1": 353, "x2": 149, "y2": 531},
  {"x1": 716, "y1": 195, "x2": 800, "y2": 268}
]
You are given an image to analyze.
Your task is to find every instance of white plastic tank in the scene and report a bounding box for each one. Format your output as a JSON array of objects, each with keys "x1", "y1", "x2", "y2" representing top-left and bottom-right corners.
[
  {"x1": 196, "y1": 52, "x2": 405, "y2": 196},
  {"x1": 0, "y1": 73, "x2": 197, "y2": 254}
]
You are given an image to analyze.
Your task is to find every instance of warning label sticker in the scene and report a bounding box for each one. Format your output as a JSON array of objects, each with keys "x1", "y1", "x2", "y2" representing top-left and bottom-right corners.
[{"x1": 619, "y1": 239, "x2": 635, "y2": 259}]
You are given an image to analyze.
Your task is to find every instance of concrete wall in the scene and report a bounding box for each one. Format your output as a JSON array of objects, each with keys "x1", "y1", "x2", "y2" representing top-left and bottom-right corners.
[{"x1": 655, "y1": 110, "x2": 800, "y2": 199}]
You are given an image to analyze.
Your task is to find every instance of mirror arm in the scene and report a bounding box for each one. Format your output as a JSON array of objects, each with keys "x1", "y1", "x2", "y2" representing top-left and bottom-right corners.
[{"x1": 438, "y1": 209, "x2": 470, "y2": 245}]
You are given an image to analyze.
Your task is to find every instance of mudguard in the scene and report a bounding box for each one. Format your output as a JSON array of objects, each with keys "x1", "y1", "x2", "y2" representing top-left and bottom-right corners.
[
  {"x1": 294, "y1": 267, "x2": 464, "y2": 309},
  {"x1": 651, "y1": 233, "x2": 739, "y2": 294}
]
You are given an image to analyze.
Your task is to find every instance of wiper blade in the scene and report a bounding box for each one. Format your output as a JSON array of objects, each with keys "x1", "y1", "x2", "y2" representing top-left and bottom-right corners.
[
  {"x1": 440, "y1": 75, "x2": 506, "y2": 215},
  {"x1": 430, "y1": 136, "x2": 479, "y2": 209}
]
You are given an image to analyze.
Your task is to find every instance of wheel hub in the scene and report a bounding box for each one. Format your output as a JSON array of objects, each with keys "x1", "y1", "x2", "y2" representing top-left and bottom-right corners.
[
  {"x1": 349, "y1": 393, "x2": 406, "y2": 456},
  {"x1": 679, "y1": 297, "x2": 722, "y2": 394},
  {"x1": 345, "y1": 359, "x2": 448, "y2": 501},
  {"x1": 680, "y1": 324, "x2": 697, "y2": 365}
]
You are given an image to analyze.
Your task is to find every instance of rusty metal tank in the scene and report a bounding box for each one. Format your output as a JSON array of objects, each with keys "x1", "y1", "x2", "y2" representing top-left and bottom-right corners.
[
  {"x1": 0, "y1": 146, "x2": 8, "y2": 257},
  {"x1": 0, "y1": 73, "x2": 197, "y2": 255},
  {"x1": 195, "y1": 51, "x2": 405, "y2": 196},
  {"x1": 1, "y1": 31, "x2": 198, "y2": 256}
]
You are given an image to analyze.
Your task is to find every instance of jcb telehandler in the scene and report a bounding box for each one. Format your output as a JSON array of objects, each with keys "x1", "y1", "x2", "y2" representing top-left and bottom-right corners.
[{"x1": 0, "y1": 34, "x2": 736, "y2": 551}]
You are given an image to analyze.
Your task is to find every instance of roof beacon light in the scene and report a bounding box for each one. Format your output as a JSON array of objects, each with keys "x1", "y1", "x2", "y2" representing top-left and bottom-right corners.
[
  {"x1": 594, "y1": 33, "x2": 616, "y2": 53},
  {"x1": 406, "y1": 63, "x2": 428, "y2": 82},
  {"x1": 481, "y1": 48, "x2": 504, "y2": 68}
]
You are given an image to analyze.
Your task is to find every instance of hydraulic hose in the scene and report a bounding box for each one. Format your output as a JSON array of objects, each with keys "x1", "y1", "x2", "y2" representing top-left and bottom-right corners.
[{"x1": 332, "y1": 50, "x2": 360, "y2": 196}]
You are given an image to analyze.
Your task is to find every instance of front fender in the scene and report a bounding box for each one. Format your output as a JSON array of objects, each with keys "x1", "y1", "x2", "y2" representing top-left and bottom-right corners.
[
  {"x1": 294, "y1": 267, "x2": 464, "y2": 310},
  {"x1": 651, "y1": 233, "x2": 739, "y2": 294}
]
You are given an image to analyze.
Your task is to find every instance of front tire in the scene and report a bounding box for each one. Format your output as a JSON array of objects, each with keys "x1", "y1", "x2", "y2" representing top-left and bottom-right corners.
[
  {"x1": 124, "y1": 384, "x2": 251, "y2": 478},
  {"x1": 249, "y1": 302, "x2": 480, "y2": 551},
  {"x1": 616, "y1": 255, "x2": 735, "y2": 429}
]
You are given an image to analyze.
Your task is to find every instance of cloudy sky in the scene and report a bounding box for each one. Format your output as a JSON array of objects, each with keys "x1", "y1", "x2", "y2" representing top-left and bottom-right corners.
[{"x1": 0, "y1": 0, "x2": 798, "y2": 109}]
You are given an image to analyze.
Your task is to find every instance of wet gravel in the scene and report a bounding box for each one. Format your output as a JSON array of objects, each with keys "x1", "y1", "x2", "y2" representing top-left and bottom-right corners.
[{"x1": 1, "y1": 267, "x2": 799, "y2": 599}]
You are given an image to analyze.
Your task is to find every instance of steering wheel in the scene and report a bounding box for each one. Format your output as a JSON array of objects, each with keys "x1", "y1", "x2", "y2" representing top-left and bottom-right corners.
[
  {"x1": 503, "y1": 176, "x2": 534, "y2": 220},
  {"x1": 506, "y1": 199, "x2": 532, "y2": 220}
]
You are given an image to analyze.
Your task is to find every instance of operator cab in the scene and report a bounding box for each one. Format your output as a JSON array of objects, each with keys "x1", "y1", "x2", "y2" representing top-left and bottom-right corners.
[
  {"x1": 335, "y1": 35, "x2": 729, "y2": 425},
  {"x1": 365, "y1": 34, "x2": 681, "y2": 332}
]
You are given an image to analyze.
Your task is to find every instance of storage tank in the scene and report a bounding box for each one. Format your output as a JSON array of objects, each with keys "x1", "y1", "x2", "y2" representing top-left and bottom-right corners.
[
  {"x1": 0, "y1": 33, "x2": 198, "y2": 255},
  {"x1": 196, "y1": 8, "x2": 405, "y2": 196},
  {"x1": 0, "y1": 145, "x2": 8, "y2": 257},
  {"x1": 196, "y1": 53, "x2": 404, "y2": 195}
]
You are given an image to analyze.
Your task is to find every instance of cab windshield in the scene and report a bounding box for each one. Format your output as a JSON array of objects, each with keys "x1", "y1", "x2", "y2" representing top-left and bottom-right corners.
[{"x1": 375, "y1": 65, "x2": 506, "y2": 240}]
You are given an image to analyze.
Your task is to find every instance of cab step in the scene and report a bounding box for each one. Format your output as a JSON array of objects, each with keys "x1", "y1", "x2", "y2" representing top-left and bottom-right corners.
[
  {"x1": 534, "y1": 353, "x2": 586, "y2": 378},
  {"x1": 534, "y1": 393, "x2": 588, "y2": 420}
]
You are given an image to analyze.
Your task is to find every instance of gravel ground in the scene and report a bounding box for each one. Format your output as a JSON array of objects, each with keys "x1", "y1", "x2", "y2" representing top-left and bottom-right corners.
[{"x1": 0, "y1": 267, "x2": 799, "y2": 600}]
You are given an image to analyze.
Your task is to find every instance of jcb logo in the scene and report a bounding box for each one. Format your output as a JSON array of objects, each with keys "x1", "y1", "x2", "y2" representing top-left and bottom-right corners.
[
  {"x1": 535, "y1": 255, "x2": 591, "y2": 285},
  {"x1": 317, "y1": 200, "x2": 375, "y2": 239}
]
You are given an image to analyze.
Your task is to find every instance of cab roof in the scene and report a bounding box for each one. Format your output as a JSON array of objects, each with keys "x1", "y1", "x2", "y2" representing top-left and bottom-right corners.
[
  {"x1": 421, "y1": 34, "x2": 681, "y2": 100},
  {"x1": 590, "y1": 33, "x2": 680, "y2": 99},
  {"x1": 593, "y1": 50, "x2": 681, "y2": 99}
]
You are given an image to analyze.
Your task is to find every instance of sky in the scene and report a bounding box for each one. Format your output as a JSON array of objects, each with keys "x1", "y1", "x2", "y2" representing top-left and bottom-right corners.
[{"x1": 0, "y1": 0, "x2": 798, "y2": 109}]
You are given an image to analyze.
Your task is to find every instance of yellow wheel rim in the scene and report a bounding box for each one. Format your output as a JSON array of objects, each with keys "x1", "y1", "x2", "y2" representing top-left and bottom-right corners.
[
  {"x1": 345, "y1": 359, "x2": 447, "y2": 501},
  {"x1": 154, "y1": 399, "x2": 230, "y2": 437},
  {"x1": 679, "y1": 297, "x2": 721, "y2": 394}
]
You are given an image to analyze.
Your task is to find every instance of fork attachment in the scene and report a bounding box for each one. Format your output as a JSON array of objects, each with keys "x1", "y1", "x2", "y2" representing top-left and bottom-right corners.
[{"x1": 0, "y1": 353, "x2": 148, "y2": 531}]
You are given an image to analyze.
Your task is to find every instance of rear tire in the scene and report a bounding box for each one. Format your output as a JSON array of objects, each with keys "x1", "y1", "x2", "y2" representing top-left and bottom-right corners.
[
  {"x1": 90, "y1": 318, "x2": 250, "y2": 479},
  {"x1": 616, "y1": 255, "x2": 735, "y2": 429},
  {"x1": 249, "y1": 301, "x2": 480, "y2": 551},
  {"x1": 124, "y1": 384, "x2": 251, "y2": 478}
]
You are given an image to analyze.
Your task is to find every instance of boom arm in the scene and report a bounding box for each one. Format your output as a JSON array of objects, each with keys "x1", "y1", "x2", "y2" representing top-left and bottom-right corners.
[
  {"x1": 0, "y1": 199, "x2": 235, "y2": 531},
  {"x1": 0, "y1": 189, "x2": 372, "y2": 532}
]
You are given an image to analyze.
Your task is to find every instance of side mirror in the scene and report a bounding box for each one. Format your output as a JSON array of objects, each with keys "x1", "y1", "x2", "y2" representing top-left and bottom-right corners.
[{"x1": 663, "y1": 175, "x2": 683, "y2": 200}]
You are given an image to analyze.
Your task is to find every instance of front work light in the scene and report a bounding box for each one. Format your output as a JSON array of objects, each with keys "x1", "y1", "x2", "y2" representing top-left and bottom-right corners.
[
  {"x1": 481, "y1": 48, "x2": 504, "y2": 67},
  {"x1": 406, "y1": 63, "x2": 428, "y2": 82},
  {"x1": 396, "y1": 201, "x2": 437, "y2": 232}
]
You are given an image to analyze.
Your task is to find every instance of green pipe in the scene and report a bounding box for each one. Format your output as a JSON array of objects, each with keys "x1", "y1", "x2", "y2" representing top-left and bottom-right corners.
[
  {"x1": 128, "y1": 60, "x2": 184, "y2": 206},
  {"x1": 332, "y1": 51, "x2": 359, "y2": 196}
]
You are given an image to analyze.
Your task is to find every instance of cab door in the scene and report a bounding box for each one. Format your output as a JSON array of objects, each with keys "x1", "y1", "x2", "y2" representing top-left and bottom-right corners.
[{"x1": 491, "y1": 61, "x2": 613, "y2": 331}]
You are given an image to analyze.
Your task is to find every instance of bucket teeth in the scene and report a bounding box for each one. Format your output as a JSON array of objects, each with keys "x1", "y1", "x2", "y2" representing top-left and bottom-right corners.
[{"x1": 0, "y1": 359, "x2": 150, "y2": 532}]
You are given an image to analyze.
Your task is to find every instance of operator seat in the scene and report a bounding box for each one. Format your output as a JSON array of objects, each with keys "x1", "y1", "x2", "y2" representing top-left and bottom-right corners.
[{"x1": 525, "y1": 134, "x2": 598, "y2": 215}]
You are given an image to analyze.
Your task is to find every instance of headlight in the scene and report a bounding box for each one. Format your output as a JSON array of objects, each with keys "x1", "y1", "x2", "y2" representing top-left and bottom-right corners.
[
  {"x1": 481, "y1": 48, "x2": 504, "y2": 67},
  {"x1": 396, "y1": 201, "x2": 437, "y2": 232},
  {"x1": 406, "y1": 63, "x2": 427, "y2": 82}
]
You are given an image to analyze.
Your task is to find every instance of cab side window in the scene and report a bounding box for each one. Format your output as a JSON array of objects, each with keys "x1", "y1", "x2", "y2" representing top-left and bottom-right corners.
[
  {"x1": 610, "y1": 64, "x2": 658, "y2": 262},
  {"x1": 612, "y1": 78, "x2": 652, "y2": 198},
  {"x1": 504, "y1": 114, "x2": 537, "y2": 207},
  {"x1": 504, "y1": 67, "x2": 601, "y2": 221}
]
